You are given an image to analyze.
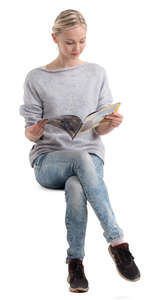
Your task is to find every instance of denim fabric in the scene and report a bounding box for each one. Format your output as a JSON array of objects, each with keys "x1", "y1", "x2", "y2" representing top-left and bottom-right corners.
[{"x1": 33, "y1": 150, "x2": 124, "y2": 263}]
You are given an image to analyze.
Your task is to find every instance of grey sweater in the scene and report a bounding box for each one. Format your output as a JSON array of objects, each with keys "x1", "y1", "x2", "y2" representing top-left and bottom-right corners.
[{"x1": 19, "y1": 62, "x2": 114, "y2": 168}]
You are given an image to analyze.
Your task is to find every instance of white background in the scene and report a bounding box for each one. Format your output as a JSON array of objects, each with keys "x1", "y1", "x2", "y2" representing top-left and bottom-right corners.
[{"x1": 0, "y1": 0, "x2": 158, "y2": 299}]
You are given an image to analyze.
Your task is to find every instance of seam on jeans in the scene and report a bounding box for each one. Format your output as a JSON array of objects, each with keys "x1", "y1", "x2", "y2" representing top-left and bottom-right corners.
[{"x1": 64, "y1": 188, "x2": 73, "y2": 242}]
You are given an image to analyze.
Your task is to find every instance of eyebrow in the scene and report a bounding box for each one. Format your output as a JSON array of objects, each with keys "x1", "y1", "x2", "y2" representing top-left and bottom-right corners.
[{"x1": 65, "y1": 37, "x2": 86, "y2": 41}]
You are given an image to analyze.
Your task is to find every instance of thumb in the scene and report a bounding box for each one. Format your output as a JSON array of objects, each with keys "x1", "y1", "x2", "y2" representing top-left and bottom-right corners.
[
  {"x1": 41, "y1": 119, "x2": 49, "y2": 124},
  {"x1": 37, "y1": 119, "x2": 48, "y2": 125},
  {"x1": 36, "y1": 119, "x2": 48, "y2": 128}
]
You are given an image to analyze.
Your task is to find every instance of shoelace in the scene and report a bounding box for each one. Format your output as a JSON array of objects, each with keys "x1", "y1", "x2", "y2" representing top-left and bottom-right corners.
[
  {"x1": 114, "y1": 247, "x2": 134, "y2": 265},
  {"x1": 69, "y1": 261, "x2": 85, "y2": 279}
]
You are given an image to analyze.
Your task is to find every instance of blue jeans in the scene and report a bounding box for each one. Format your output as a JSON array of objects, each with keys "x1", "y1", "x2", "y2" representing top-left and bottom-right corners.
[{"x1": 33, "y1": 150, "x2": 124, "y2": 264}]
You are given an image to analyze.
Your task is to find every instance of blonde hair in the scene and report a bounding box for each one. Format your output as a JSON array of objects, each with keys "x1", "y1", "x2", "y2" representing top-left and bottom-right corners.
[{"x1": 52, "y1": 9, "x2": 87, "y2": 36}]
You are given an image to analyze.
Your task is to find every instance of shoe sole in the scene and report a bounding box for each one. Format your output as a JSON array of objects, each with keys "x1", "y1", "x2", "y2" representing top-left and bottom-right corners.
[
  {"x1": 67, "y1": 275, "x2": 89, "y2": 292},
  {"x1": 108, "y1": 245, "x2": 141, "y2": 282}
]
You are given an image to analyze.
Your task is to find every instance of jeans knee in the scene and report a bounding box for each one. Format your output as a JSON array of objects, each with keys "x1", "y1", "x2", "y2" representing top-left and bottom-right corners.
[
  {"x1": 65, "y1": 176, "x2": 87, "y2": 209},
  {"x1": 72, "y1": 151, "x2": 91, "y2": 165},
  {"x1": 65, "y1": 176, "x2": 82, "y2": 194}
]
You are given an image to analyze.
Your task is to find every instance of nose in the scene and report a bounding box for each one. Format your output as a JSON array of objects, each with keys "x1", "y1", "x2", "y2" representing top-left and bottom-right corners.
[{"x1": 73, "y1": 43, "x2": 81, "y2": 52}]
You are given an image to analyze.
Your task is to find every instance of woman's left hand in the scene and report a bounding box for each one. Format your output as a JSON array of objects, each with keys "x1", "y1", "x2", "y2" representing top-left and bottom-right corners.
[{"x1": 104, "y1": 112, "x2": 124, "y2": 128}]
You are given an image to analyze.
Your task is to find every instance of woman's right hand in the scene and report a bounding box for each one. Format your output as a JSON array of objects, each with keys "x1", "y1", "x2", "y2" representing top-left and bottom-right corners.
[{"x1": 25, "y1": 119, "x2": 48, "y2": 141}]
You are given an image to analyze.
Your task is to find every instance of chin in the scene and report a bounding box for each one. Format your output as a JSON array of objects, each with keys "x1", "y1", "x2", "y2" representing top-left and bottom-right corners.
[{"x1": 71, "y1": 54, "x2": 80, "y2": 58}]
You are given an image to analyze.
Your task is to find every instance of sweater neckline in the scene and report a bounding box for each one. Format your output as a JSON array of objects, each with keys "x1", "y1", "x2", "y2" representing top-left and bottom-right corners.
[{"x1": 38, "y1": 62, "x2": 89, "y2": 72}]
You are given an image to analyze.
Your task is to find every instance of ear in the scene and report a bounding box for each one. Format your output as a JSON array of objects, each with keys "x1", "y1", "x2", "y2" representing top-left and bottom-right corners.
[{"x1": 51, "y1": 33, "x2": 57, "y2": 43}]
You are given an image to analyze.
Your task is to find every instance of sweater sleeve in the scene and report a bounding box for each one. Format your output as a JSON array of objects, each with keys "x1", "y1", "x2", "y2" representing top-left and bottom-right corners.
[
  {"x1": 93, "y1": 68, "x2": 114, "y2": 135},
  {"x1": 19, "y1": 73, "x2": 43, "y2": 128},
  {"x1": 96, "y1": 68, "x2": 114, "y2": 111}
]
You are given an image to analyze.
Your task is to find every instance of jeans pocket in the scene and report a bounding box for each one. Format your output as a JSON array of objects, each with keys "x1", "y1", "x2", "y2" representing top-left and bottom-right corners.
[
  {"x1": 33, "y1": 155, "x2": 45, "y2": 183},
  {"x1": 33, "y1": 153, "x2": 47, "y2": 169},
  {"x1": 34, "y1": 158, "x2": 40, "y2": 169}
]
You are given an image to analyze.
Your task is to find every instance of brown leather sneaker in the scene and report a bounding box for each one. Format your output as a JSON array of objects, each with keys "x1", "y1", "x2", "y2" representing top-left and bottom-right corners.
[
  {"x1": 67, "y1": 258, "x2": 89, "y2": 292},
  {"x1": 108, "y1": 243, "x2": 141, "y2": 281}
]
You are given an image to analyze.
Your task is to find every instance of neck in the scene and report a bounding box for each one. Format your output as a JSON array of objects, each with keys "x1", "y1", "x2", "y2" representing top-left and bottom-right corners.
[{"x1": 54, "y1": 56, "x2": 82, "y2": 68}]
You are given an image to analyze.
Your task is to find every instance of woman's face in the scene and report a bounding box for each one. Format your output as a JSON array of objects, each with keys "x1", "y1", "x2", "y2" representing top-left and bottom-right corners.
[{"x1": 52, "y1": 26, "x2": 86, "y2": 59}]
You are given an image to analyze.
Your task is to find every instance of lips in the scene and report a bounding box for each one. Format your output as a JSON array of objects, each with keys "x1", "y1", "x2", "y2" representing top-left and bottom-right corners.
[{"x1": 72, "y1": 53, "x2": 79, "y2": 55}]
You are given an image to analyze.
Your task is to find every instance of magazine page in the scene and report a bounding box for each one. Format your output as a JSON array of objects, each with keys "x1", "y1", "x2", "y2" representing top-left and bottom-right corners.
[
  {"x1": 46, "y1": 115, "x2": 83, "y2": 139},
  {"x1": 78, "y1": 102, "x2": 121, "y2": 134}
]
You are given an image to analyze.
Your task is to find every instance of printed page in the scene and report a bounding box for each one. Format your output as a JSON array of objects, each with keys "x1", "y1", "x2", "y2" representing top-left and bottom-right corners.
[
  {"x1": 78, "y1": 103, "x2": 121, "y2": 134},
  {"x1": 46, "y1": 115, "x2": 83, "y2": 139}
]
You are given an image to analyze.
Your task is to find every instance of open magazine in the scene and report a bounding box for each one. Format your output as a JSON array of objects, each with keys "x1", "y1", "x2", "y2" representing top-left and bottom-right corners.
[{"x1": 45, "y1": 102, "x2": 121, "y2": 140}]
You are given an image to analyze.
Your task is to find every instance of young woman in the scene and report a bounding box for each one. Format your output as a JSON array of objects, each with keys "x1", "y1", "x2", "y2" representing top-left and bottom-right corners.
[{"x1": 19, "y1": 9, "x2": 140, "y2": 293}]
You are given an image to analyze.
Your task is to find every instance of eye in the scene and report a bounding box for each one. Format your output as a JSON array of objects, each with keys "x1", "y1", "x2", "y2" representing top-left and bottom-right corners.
[{"x1": 66, "y1": 40, "x2": 86, "y2": 45}]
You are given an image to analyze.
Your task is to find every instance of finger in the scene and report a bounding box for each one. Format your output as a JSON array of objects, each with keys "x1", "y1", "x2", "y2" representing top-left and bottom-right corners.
[
  {"x1": 41, "y1": 119, "x2": 48, "y2": 126},
  {"x1": 111, "y1": 118, "x2": 122, "y2": 123},
  {"x1": 104, "y1": 114, "x2": 113, "y2": 119},
  {"x1": 41, "y1": 119, "x2": 49, "y2": 123},
  {"x1": 111, "y1": 121, "x2": 122, "y2": 126},
  {"x1": 41, "y1": 119, "x2": 49, "y2": 127},
  {"x1": 104, "y1": 115, "x2": 115, "y2": 120},
  {"x1": 112, "y1": 112, "x2": 123, "y2": 117},
  {"x1": 37, "y1": 119, "x2": 46, "y2": 124},
  {"x1": 106, "y1": 115, "x2": 123, "y2": 120},
  {"x1": 112, "y1": 117, "x2": 123, "y2": 122},
  {"x1": 36, "y1": 120, "x2": 43, "y2": 126},
  {"x1": 37, "y1": 119, "x2": 48, "y2": 127}
]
